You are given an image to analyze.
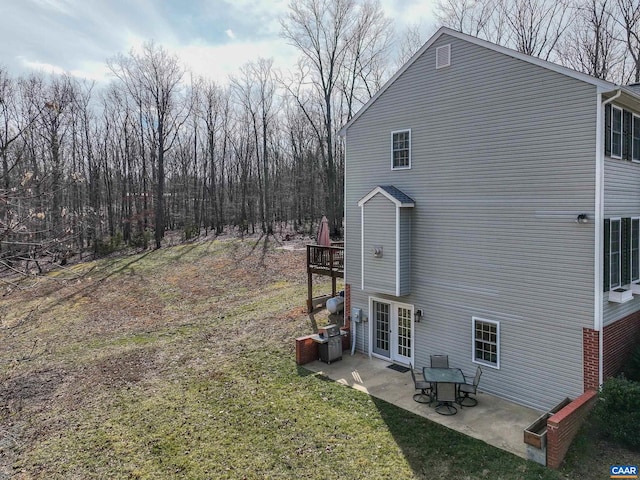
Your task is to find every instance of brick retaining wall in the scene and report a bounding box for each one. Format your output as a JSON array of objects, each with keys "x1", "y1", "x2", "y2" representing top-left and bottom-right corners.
[
  {"x1": 546, "y1": 390, "x2": 598, "y2": 469},
  {"x1": 295, "y1": 335, "x2": 318, "y2": 365}
]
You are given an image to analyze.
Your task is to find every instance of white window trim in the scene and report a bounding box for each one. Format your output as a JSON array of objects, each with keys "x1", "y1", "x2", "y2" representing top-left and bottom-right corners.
[
  {"x1": 610, "y1": 217, "x2": 622, "y2": 289},
  {"x1": 390, "y1": 129, "x2": 411, "y2": 170},
  {"x1": 632, "y1": 217, "x2": 640, "y2": 283},
  {"x1": 633, "y1": 114, "x2": 640, "y2": 163},
  {"x1": 611, "y1": 106, "x2": 623, "y2": 159},
  {"x1": 472, "y1": 317, "x2": 500, "y2": 370}
]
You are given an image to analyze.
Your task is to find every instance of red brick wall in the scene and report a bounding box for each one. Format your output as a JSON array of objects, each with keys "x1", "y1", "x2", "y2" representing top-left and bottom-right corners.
[
  {"x1": 344, "y1": 283, "x2": 351, "y2": 329},
  {"x1": 341, "y1": 327, "x2": 350, "y2": 351},
  {"x1": 603, "y1": 311, "x2": 640, "y2": 378},
  {"x1": 295, "y1": 336, "x2": 318, "y2": 365},
  {"x1": 546, "y1": 390, "x2": 597, "y2": 469},
  {"x1": 583, "y1": 328, "x2": 600, "y2": 391}
]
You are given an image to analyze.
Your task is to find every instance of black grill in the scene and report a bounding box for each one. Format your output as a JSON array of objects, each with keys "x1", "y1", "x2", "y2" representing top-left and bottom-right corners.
[{"x1": 316, "y1": 324, "x2": 342, "y2": 364}]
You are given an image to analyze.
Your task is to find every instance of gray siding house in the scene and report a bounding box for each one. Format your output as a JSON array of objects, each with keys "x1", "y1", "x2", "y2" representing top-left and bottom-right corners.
[{"x1": 341, "y1": 27, "x2": 640, "y2": 411}]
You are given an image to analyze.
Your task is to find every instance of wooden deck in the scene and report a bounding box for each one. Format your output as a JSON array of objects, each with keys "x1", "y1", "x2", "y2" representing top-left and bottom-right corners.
[{"x1": 307, "y1": 243, "x2": 344, "y2": 312}]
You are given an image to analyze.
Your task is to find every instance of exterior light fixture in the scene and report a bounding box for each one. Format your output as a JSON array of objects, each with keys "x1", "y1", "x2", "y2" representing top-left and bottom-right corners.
[
  {"x1": 415, "y1": 309, "x2": 423, "y2": 323},
  {"x1": 576, "y1": 214, "x2": 588, "y2": 224}
]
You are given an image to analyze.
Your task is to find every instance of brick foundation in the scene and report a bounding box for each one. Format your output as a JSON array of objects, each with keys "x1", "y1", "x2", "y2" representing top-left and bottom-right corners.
[
  {"x1": 340, "y1": 327, "x2": 351, "y2": 351},
  {"x1": 344, "y1": 283, "x2": 351, "y2": 329},
  {"x1": 584, "y1": 311, "x2": 640, "y2": 390},
  {"x1": 295, "y1": 335, "x2": 318, "y2": 365},
  {"x1": 546, "y1": 390, "x2": 598, "y2": 469},
  {"x1": 583, "y1": 328, "x2": 599, "y2": 391},
  {"x1": 603, "y1": 310, "x2": 640, "y2": 378}
]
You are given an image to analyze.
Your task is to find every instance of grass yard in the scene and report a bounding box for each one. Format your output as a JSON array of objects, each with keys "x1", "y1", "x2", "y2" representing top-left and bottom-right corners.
[{"x1": 0, "y1": 237, "x2": 634, "y2": 479}]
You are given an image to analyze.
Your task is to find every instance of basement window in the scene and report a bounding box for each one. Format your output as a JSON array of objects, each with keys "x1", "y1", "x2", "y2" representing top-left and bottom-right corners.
[{"x1": 472, "y1": 317, "x2": 499, "y2": 369}]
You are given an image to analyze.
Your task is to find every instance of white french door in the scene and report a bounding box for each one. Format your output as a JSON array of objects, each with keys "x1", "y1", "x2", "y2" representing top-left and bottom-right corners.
[{"x1": 370, "y1": 298, "x2": 413, "y2": 365}]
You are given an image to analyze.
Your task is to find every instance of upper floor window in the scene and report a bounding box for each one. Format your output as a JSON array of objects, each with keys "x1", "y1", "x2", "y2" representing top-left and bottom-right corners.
[
  {"x1": 391, "y1": 129, "x2": 411, "y2": 170},
  {"x1": 633, "y1": 114, "x2": 640, "y2": 162},
  {"x1": 605, "y1": 104, "x2": 640, "y2": 161},
  {"x1": 472, "y1": 317, "x2": 499, "y2": 369},
  {"x1": 610, "y1": 218, "x2": 622, "y2": 288},
  {"x1": 612, "y1": 106, "x2": 623, "y2": 158}
]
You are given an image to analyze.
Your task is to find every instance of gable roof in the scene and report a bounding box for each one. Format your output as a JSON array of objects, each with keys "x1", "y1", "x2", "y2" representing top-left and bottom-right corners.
[
  {"x1": 340, "y1": 27, "x2": 623, "y2": 136},
  {"x1": 357, "y1": 185, "x2": 415, "y2": 207}
]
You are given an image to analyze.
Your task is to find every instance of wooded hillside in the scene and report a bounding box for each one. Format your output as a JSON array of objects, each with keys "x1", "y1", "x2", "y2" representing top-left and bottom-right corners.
[{"x1": 1, "y1": 0, "x2": 638, "y2": 276}]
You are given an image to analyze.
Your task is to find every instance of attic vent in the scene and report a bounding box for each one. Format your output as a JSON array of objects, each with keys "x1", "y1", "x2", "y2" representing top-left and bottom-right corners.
[{"x1": 436, "y1": 44, "x2": 451, "y2": 69}]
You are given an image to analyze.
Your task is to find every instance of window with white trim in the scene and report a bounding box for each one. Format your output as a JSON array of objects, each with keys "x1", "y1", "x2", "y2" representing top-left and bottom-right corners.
[
  {"x1": 472, "y1": 317, "x2": 499, "y2": 369},
  {"x1": 632, "y1": 217, "x2": 640, "y2": 283},
  {"x1": 391, "y1": 130, "x2": 411, "y2": 169},
  {"x1": 605, "y1": 105, "x2": 640, "y2": 160},
  {"x1": 633, "y1": 114, "x2": 640, "y2": 162},
  {"x1": 610, "y1": 218, "x2": 622, "y2": 289},
  {"x1": 612, "y1": 106, "x2": 623, "y2": 158}
]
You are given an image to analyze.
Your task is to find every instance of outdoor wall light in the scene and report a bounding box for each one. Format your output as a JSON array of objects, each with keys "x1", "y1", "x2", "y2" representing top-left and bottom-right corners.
[
  {"x1": 415, "y1": 309, "x2": 423, "y2": 323},
  {"x1": 576, "y1": 214, "x2": 588, "y2": 224}
]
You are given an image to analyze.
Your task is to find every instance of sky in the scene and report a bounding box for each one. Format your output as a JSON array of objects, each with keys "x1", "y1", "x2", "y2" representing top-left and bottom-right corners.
[{"x1": 0, "y1": 0, "x2": 437, "y2": 85}]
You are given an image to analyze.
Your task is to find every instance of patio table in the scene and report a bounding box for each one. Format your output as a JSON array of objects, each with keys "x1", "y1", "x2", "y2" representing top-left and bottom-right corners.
[
  {"x1": 423, "y1": 367, "x2": 466, "y2": 414},
  {"x1": 422, "y1": 367, "x2": 465, "y2": 384}
]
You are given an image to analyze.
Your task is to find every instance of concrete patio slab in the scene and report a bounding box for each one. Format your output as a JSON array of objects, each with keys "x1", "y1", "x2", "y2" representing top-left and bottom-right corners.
[{"x1": 303, "y1": 352, "x2": 542, "y2": 459}]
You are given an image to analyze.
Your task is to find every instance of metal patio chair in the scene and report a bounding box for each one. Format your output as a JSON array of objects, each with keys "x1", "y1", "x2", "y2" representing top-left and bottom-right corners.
[
  {"x1": 430, "y1": 354, "x2": 449, "y2": 368},
  {"x1": 457, "y1": 366, "x2": 482, "y2": 407},
  {"x1": 435, "y1": 382, "x2": 458, "y2": 415},
  {"x1": 410, "y1": 363, "x2": 432, "y2": 404}
]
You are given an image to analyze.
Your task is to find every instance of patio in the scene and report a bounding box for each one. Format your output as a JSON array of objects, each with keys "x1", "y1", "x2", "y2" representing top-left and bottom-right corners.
[{"x1": 303, "y1": 352, "x2": 542, "y2": 459}]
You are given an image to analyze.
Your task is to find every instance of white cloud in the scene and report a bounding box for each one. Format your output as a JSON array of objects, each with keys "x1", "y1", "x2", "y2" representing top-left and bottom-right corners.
[
  {"x1": 172, "y1": 39, "x2": 298, "y2": 85},
  {"x1": 19, "y1": 58, "x2": 66, "y2": 76},
  {"x1": 379, "y1": 0, "x2": 437, "y2": 29},
  {"x1": 225, "y1": 29, "x2": 236, "y2": 40}
]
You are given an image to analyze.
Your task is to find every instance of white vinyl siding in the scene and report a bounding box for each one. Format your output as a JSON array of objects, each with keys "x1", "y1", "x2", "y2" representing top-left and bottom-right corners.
[
  {"x1": 611, "y1": 107, "x2": 623, "y2": 158},
  {"x1": 610, "y1": 218, "x2": 621, "y2": 289},
  {"x1": 345, "y1": 33, "x2": 595, "y2": 410},
  {"x1": 472, "y1": 317, "x2": 499, "y2": 369},
  {"x1": 391, "y1": 129, "x2": 411, "y2": 169}
]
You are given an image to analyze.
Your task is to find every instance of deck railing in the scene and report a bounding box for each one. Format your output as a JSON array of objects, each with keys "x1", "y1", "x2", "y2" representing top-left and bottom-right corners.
[
  {"x1": 307, "y1": 244, "x2": 344, "y2": 273},
  {"x1": 306, "y1": 243, "x2": 344, "y2": 312}
]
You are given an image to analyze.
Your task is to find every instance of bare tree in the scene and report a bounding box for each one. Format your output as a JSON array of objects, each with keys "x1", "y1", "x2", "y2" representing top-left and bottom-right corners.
[
  {"x1": 615, "y1": 0, "x2": 640, "y2": 83},
  {"x1": 339, "y1": 0, "x2": 393, "y2": 120},
  {"x1": 109, "y1": 42, "x2": 187, "y2": 249},
  {"x1": 281, "y1": 0, "x2": 355, "y2": 236},
  {"x1": 231, "y1": 58, "x2": 278, "y2": 235},
  {"x1": 282, "y1": 0, "x2": 391, "y2": 235},
  {"x1": 396, "y1": 22, "x2": 428, "y2": 69},
  {"x1": 557, "y1": 0, "x2": 622, "y2": 80},
  {"x1": 435, "y1": 0, "x2": 574, "y2": 61},
  {"x1": 502, "y1": 0, "x2": 574, "y2": 60},
  {"x1": 436, "y1": 0, "x2": 506, "y2": 42}
]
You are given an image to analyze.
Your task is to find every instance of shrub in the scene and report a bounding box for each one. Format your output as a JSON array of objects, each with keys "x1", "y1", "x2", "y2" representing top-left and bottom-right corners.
[
  {"x1": 130, "y1": 230, "x2": 150, "y2": 249},
  {"x1": 94, "y1": 234, "x2": 123, "y2": 256},
  {"x1": 623, "y1": 344, "x2": 640, "y2": 382},
  {"x1": 184, "y1": 224, "x2": 199, "y2": 241},
  {"x1": 593, "y1": 376, "x2": 640, "y2": 450}
]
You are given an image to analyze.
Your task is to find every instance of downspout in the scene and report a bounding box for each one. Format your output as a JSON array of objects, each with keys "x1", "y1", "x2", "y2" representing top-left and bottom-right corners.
[{"x1": 597, "y1": 88, "x2": 622, "y2": 388}]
